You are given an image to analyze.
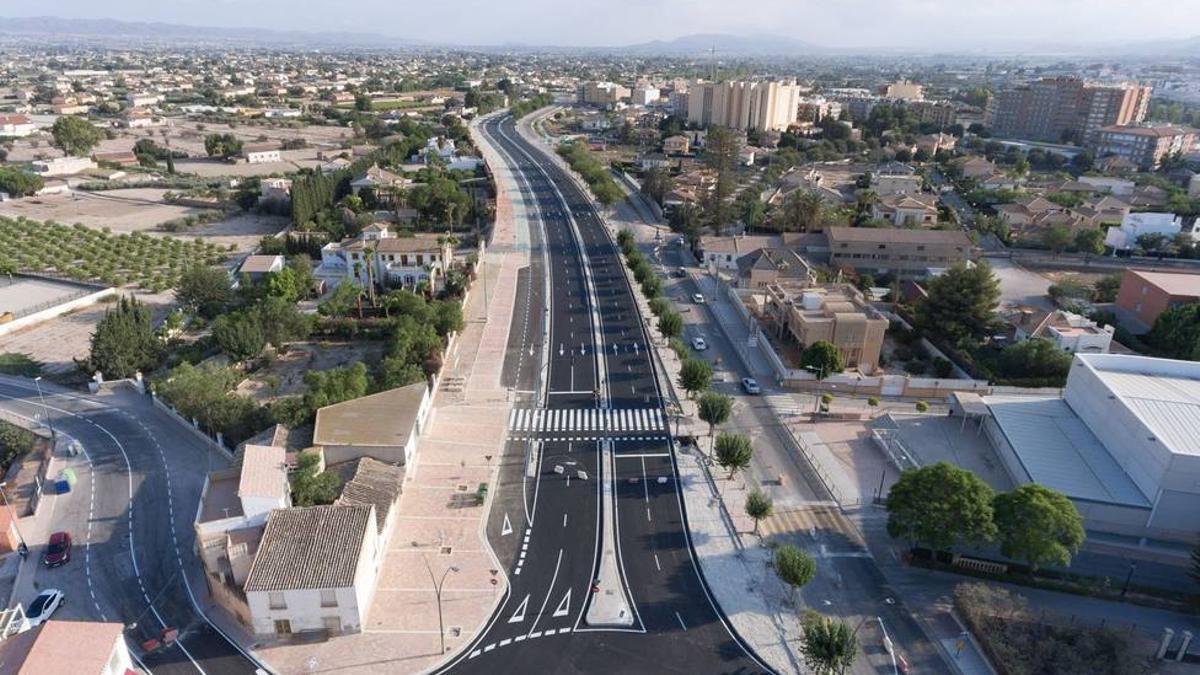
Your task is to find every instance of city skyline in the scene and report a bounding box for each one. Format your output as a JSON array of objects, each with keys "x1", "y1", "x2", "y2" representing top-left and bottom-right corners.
[{"x1": 4, "y1": 1, "x2": 1200, "y2": 51}]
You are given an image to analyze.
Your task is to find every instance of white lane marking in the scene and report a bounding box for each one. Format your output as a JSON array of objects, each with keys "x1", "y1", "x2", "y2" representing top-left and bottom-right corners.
[
  {"x1": 654, "y1": 553, "x2": 661, "y2": 571},
  {"x1": 499, "y1": 638, "x2": 512, "y2": 646},
  {"x1": 502, "y1": 513, "x2": 513, "y2": 536},
  {"x1": 527, "y1": 547, "x2": 564, "y2": 636},
  {"x1": 676, "y1": 612, "x2": 688, "y2": 631},
  {"x1": 552, "y1": 588, "x2": 572, "y2": 618},
  {"x1": 508, "y1": 594, "x2": 530, "y2": 623}
]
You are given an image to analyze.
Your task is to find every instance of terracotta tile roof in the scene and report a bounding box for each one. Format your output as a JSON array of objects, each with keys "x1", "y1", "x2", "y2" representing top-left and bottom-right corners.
[
  {"x1": 0, "y1": 620, "x2": 123, "y2": 675},
  {"x1": 332, "y1": 457, "x2": 404, "y2": 533},
  {"x1": 244, "y1": 504, "x2": 371, "y2": 592}
]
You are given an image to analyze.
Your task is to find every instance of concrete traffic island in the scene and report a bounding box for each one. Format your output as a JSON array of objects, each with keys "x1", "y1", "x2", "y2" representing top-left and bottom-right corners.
[{"x1": 585, "y1": 441, "x2": 635, "y2": 627}]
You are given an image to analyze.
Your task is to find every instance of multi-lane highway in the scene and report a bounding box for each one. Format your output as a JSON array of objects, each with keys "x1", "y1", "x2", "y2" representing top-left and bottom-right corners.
[
  {"x1": 443, "y1": 113, "x2": 769, "y2": 673},
  {"x1": 0, "y1": 377, "x2": 259, "y2": 674}
]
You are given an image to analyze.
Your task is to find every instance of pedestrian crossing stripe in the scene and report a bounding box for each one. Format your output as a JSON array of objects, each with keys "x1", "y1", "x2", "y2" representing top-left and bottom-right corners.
[
  {"x1": 507, "y1": 408, "x2": 666, "y2": 434},
  {"x1": 508, "y1": 435, "x2": 669, "y2": 443},
  {"x1": 757, "y1": 505, "x2": 864, "y2": 547}
]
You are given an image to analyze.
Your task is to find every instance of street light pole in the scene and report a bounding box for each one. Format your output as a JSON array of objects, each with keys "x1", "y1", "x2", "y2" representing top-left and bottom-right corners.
[
  {"x1": 32, "y1": 377, "x2": 53, "y2": 439},
  {"x1": 1121, "y1": 561, "x2": 1137, "y2": 597},
  {"x1": 423, "y1": 556, "x2": 459, "y2": 654},
  {"x1": 0, "y1": 482, "x2": 27, "y2": 549}
]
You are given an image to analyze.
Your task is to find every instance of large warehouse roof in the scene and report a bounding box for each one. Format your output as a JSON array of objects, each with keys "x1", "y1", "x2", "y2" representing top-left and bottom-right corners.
[
  {"x1": 1078, "y1": 354, "x2": 1200, "y2": 457},
  {"x1": 985, "y1": 395, "x2": 1150, "y2": 508}
]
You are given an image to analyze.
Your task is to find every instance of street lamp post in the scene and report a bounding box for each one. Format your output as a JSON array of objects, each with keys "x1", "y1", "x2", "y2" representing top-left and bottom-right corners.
[
  {"x1": 805, "y1": 365, "x2": 829, "y2": 414},
  {"x1": 1121, "y1": 561, "x2": 1137, "y2": 597},
  {"x1": 0, "y1": 482, "x2": 27, "y2": 550},
  {"x1": 32, "y1": 377, "x2": 53, "y2": 439},
  {"x1": 423, "y1": 556, "x2": 459, "y2": 654}
]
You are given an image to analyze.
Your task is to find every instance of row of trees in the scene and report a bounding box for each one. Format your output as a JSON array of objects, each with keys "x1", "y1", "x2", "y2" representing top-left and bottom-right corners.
[
  {"x1": 556, "y1": 141, "x2": 624, "y2": 206},
  {"x1": 887, "y1": 461, "x2": 1086, "y2": 569}
]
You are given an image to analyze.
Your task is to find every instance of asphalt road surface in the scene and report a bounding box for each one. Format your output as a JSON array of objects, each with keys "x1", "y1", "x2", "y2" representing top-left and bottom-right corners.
[
  {"x1": 441, "y1": 114, "x2": 770, "y2": 674},
  {"x1": 0, "y1": 377, "x2": 260, "y2": 674}
]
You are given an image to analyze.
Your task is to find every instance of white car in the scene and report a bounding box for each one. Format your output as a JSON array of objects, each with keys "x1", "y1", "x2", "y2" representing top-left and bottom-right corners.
[
  {"x1": 692, "y1": 294, "x2": 705, "y2": 304},
  {"x1": 691, "y1": 337, "x2": 708, "y2": 351},
  {"x1": 24, "y1": 589, "x2": 64, "y2": 628},
  {"x1": 741, "y1": 378, "x2": 762, "y2": 395}
]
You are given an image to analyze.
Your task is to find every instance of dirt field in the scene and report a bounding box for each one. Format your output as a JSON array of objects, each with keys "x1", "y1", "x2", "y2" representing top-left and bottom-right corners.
[
  {"x1": 0, "y1": 290, "x2": 175, "y2": 375},
  {"x1": 237, "y1": 341, "x2": 386, "y2": 402},
  {"x1": 173, "y1": 150, "x2": 323, "y2": 178}
]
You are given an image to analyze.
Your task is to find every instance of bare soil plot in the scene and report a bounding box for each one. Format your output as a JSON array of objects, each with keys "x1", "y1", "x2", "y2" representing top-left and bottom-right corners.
[{"x1": 237, "y1": 341, "x2": 386, "y2": 403}]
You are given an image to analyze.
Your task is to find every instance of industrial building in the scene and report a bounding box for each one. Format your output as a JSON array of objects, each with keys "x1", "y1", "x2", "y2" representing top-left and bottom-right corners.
[{"x1": 981, "y1": 354, "x2": 1200, "y2": 544}]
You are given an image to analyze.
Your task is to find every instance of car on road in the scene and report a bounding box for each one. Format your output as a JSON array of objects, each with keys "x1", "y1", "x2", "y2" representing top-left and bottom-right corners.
[
  {"x1": 692, "y1": 293, "x2": 705, "y2": 304},
  {"x1": 42, "y1": 532, "x2": 71, "y2": 567},
  {"x1": 673, "y1": 267, "x2": 687, "y2": 278},
  {"x1": 24, "y1": 589, "x2": 64, "y2": 627},
  {"x1": 741, "y1": 378, "x2": 762, "y2": 395},
  {"x1": 691, "y1": 337, "x2": 708, "y2": 351}
]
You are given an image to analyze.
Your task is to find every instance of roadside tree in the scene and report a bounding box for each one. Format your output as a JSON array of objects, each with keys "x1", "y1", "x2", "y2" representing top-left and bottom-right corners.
[
  {"x1": 86, "y1": 296, "x2": 161, "y2": 378},
  {"x1": 714, "y1": 432, "x2": 753, "y2": 480},
  {"x1": 679, "y1": 358, "x2": 712, "y2": 398},
  {"x1": 697, "y1": 391, "x2": 733, "y2": 452},
  {"x1": 774, "y1": 544, "x2": 816, "y2": 604},
  {"x1": 800, "y1": 340, "x2": 844, "y2": 377},
  {"x1": 801, "y1": 615, "x2": 859, "y2": 675},
  {"x1": 993, "y1": 484, "x2": 1085, "y2": 569},
  {"x1": 886, "y1": 461, "x2": 997, "y2": 551},
  {"x1": 745, "y1": 489, "x2": 774, "y2": 535},
  {"x1": 915, "y1": 261, "x2": 1000, "y2": 348}
]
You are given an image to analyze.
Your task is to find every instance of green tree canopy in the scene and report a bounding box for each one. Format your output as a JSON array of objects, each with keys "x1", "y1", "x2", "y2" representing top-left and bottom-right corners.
[
  {"x1": 204, "y1": 133, "x2": 244, "y2": 159},
  {"x1": 0, "y1": 167, "x2": 45, "y2": 197},
  {"x1": 697, "y1": 391, "x2": 733, "y2": 441},
  {"x1": 86, "y1": 296, "x2": 161, "y2": 378},
  {"x1": 886, "y1": 461, "x2": 998, "y2": 550},
  {"x1": 51, "y1": 115, "x2": 103, "y2": 156},
  {"x1": 1147, "y1": 303, "x2": 1200, "y2": 361},
  {"x1": 916, "y1": 261, "x2": 1001, "y2": 348},
  {"x1": 996, "y1": 338, "x2": 1073, "y2": 383},
  {"x1": 212, "y1": 310, "x2": 267, "y2": 362},
  {"x1": 745, "y1": 488, "x2": 774, "y2": 535},
  {"x1": 800, "y1": 340, "x2": 844, "y2": 377},
  {"x1": 1074, "y1": 228, "x2": 1106, "y2": 256},
  {"x1": 304, "y1": 363, "x2": 370, "y2": 411},
  {"x1": 801, "y1": 615, "x2": 859, "y2": 675},
  {"x1": 1042, "y1": 225, "x2": 1073, "y2": 255},
  {"x1": 679, "y1": 358, "x2": 713, "y2": 398},
  {"x1": 714, "y1": 432, "x2": 754, "y2": 480},
  {"x1": 176, "y1": 265, "x2": 233, "y2": 319},
  {"x1": 291, "y1": 451, "x2": 341, "y2": 506},
  {"x1": 774, "y1": 544, "x2": 816, "y2": 603},
  {"x1": 993, "y1": 484, "x2": 1085, "y2": 569},
  {"x1": 155, "y1": 362, "x2": 266, "y2": 442}
]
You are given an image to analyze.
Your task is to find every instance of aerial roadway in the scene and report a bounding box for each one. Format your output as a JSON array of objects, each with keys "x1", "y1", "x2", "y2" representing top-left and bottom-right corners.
[{"x1": 440, "y1": 113, "x2": 770, "y2": 674}]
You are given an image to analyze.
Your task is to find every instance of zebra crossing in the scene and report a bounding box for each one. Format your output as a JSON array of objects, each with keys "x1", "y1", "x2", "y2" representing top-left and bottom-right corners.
[
  {"x1": 507, "y1": 407, "x2": 667, "y2": 441},
  {"x1": 757, "y1": 504, "x2": 866, "y2": 550}
]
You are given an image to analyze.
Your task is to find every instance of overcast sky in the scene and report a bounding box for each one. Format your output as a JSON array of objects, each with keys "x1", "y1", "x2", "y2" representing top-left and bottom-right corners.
[{"x1": 11, "y1": 0, "x2": 1200, "y2": 48}]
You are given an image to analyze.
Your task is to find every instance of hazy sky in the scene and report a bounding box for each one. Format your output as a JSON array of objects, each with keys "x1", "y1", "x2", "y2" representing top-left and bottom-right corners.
[{"x1": 13, "y1": 0, "x2": 1200, "y2": 48}]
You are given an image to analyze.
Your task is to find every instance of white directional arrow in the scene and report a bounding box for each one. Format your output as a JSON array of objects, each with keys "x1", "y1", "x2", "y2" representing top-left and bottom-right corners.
[
  {"x1": 508, "y1": 594, "x2": 530, "y2": 623},
  {"x1": 559, "y1": 344, "x2": 564, "y2": 357},
  {"x1": 612, "y1": 343, "x2": 619, "y2": 354},
  {"x1": 633, "y1": 343, "x2": 640, "y2": 354},
  {"x1": 552, "y1": 589, "x2": 571, "y2": 618},
  {"x1": 501, "y1": 513, "x2": 513, "y2": 536}
]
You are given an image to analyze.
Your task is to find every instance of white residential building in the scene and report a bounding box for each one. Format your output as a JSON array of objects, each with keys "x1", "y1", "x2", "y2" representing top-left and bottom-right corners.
[
  {"x1": 125, "y1": 91, "x2": 163, "y2": 108},
  {"x1": 631, "y1": 85, "x2": 660, "y2": 106},
  {"x1": 317, "y1": 223, "x2": 454, "y2": 291},
  {"x1": 0, "y1": 114, "x2": 37, "y2": 137},
  {"x1": 242, "y1": 144, "x2": 281, "y2": 164},
  {"x1": 1104, "y1": 212, "x2": 1188, "y2": 251},
  {"x1": 244, "y1": 504, "x2": 383, "y2": 637},
  {"x1": 31, "y1": 156, "x2": 96, "y2": 176},
  {"x1": 1011, "y1": 310, "x2": 1114, "y2": 354}
]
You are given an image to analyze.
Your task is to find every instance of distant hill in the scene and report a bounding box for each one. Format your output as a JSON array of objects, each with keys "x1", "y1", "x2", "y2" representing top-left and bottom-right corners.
[
  {"x1": 618, "y1": 33, "x2": 827, "y2": 57},
  {"x1": 0, "y1": 15, "x2": 425, "y2": 48}
]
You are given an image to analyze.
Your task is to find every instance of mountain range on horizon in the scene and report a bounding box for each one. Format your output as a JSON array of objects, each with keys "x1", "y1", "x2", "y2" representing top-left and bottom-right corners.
[{"x1": 0, "y1": 15, "x2": 1197, "y2": 58}]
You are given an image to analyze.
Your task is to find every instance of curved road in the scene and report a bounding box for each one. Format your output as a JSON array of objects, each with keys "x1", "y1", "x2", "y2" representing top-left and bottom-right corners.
[{"x1": 0, "y1": 376, "x2": 260, "y2": 674}]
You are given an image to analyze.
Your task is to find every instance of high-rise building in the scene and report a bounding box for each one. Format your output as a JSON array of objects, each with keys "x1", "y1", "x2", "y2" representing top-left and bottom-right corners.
[
  {"x1": 686, "y1": 80, "x2": 803, "y2": 132},
  {"x1": 987, "y1": 78, "x2": 1151, "y2": 144}
]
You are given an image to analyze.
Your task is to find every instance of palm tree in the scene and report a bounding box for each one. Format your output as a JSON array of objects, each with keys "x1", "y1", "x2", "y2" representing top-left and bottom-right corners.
[{"x1": 784, "y1": 190, "x2": 826, "y2": 232}]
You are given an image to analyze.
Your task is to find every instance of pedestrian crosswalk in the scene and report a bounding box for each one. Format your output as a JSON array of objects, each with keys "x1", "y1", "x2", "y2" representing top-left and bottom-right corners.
[
  {"x1": 508, "y1": 407, "x2": 666, "y2": 435},
  {"x1": 757, "y1": 504, "x2": 866, "y2": 549}
]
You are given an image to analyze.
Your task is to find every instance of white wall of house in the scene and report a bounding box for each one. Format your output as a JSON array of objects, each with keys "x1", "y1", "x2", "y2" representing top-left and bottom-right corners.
[
  {"x1": 246, "y1": 518, "x2": 380, "y2": 636},
  {"x1": 102, "y1": 634, "x2": 135, "y2": 675}
]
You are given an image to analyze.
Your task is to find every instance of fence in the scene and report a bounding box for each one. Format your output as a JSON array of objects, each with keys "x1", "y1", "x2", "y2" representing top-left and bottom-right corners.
[{"x1": 149, "y1": 393, "x2": 235, "y2": 460}]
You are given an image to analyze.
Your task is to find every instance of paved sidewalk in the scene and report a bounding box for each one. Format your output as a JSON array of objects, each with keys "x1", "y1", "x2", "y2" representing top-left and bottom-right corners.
[
  {"x1": 676, "y1": 447, "x2": 806, "y2": 674},
  {"x1": 255, "y1": 117, "x2": 528, "y2": 675}
]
